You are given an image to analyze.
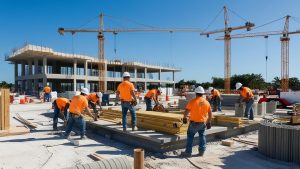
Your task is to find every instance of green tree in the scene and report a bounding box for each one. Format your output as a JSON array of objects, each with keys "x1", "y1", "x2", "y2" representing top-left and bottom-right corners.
[
  {"x1": 272, "y1": 77, "x2": 281, "y2": 89},
  {"x1": 289, "y1": 77, "x2": 300, "y2": 91},
  {"x1": 211, "y1": 77, "x2": 224, "y2": 89},
  {"x1": 231, "y1": 73, "x2": 266, "y2": 90}
]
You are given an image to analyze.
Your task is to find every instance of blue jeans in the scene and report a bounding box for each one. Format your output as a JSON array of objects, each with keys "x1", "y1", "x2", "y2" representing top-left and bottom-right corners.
[
  {"x1": 44, "y1": 93, "x2": 51, "y2": 102},
  {"x1": 185, "y1": 122, "x2": 206, "y2": 154},
  {"x1": 121, "y1": 102, "x2": 136, "y2": 129},
  {"x1": 145, "y1": 98, "x2": 152, "y2": 111},
  {"x1": 211, "y1": 97, "x2": 222, "y2": 112},
  {"x1": 244, "y1": 99, "x2": 254, "y2": 120},
  {"x1": 64, "y1": 113, "x2": 86, "y2": 137},
  {"x1": 53, "y1": 101, "x2": 68, "y2": 129}
]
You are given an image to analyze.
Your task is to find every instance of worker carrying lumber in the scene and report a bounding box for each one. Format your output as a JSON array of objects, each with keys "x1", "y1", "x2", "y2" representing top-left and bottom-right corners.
[
  {"x1": 116, "y1": 72, "x2": 138, "y2": 132},
  {"x1": 208, "y1": 87, "x2": 222, "y2": 112},
  {"x1": 64, "y1": 88, "x2": 95, "y2": 139},
  {"x1": 144, "y1": 87, "x2": 160, "y2": 111},
  {"x1": 87, "y1": 92, "x2": 102, "y2": 121},
  {"x1": 43, "y1": 83, "x2": 52, "y2": 102},
  {"x1": 52, "y1": 97, "x2": 70, "y2": 131},
  {"x1": 181, "y1": 86, "x2": 212, "y2": 157},
  {"x1": 236, "y1": 82, "x2": 254, "y2": 120}
]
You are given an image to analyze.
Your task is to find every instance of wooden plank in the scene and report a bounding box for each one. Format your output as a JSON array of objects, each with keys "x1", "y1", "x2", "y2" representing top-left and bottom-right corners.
[
  {"x1": 88, "y1": 153, "x2": 105, "y2": 161},
  {"x1": 222, "y1": 140, "x2": 234, "y2": 147},
  {"x1": 0, "y1": 126, "x2": 30, "y2": 137},
  {"x1": 4, "y1": 89, "x2": 10, "y2": 130}
]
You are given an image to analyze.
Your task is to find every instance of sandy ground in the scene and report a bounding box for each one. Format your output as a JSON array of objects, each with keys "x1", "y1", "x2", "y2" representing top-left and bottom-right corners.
[{"x1": 0, "y1": 103, "x2": 299, "y2": 169}]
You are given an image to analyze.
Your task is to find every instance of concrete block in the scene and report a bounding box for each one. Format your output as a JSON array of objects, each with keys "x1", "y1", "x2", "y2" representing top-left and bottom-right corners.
[
  {"x1": 178, "y1": 99, "x2": 188, "y2": 110},
  {"x1": 185, "y1": 92, "x2": 195, "y2": 101},
  {"x1": 266, "y1": 101, "x2": 277, "y2": 114}
]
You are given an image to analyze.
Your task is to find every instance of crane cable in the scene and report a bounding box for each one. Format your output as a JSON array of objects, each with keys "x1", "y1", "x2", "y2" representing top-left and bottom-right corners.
[
  {"x1": 265, "y1": 35, "x2": 269, "y2": 82},
  {"x1": 113, "y1": 32, "x2": 118, "y2": 60}
]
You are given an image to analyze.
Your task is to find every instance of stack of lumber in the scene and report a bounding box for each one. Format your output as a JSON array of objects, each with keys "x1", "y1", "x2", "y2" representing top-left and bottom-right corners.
[
  {"x1": 0, "y1": 89, "x2": 10, "y2": 130},
  {"x1": 213, "y1": 115, "x2": 242, "y2": 127},
  {"x1": 101, "y1": 109, "x2": 188, "y2": 134}
]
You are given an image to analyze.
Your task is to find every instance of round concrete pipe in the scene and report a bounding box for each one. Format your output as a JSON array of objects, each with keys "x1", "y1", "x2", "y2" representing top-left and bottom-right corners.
[
  {"x1": 134, "y1": 148, "x2": 144, "y2": 169},
  {"x1": 64, "y1": 156, "x2": 132, "y2": 169}
]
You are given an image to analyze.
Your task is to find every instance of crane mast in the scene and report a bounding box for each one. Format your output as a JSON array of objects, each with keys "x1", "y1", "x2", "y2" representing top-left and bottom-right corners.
[{"x1": 281, "y1": 15, "x2": 290, "y2": 92}]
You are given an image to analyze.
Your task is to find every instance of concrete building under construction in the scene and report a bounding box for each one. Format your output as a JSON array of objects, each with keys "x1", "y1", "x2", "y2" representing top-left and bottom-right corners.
[{"x1": 6, "y1": 44, "x2": 179, "y2": 94}]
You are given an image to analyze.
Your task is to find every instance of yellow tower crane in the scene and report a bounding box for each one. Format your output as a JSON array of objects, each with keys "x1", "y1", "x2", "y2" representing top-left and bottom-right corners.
[
  {"x1": 200, "y1": 6, "x2": 255, "y2": 93},
  {"x1": 216, "y1": 15, "x2": 300, "y2": 92},
  {"x1": 58, "y1": 13, "x2": 202, "y2": 92}
]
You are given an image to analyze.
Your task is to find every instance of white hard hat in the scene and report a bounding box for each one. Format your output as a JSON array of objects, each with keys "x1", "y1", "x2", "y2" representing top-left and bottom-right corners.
[
  {"x1": 96, "y1": 92, "x2": 102, "y2": 98},
  {"x1": 236, "y1": 82, "x2": 243, "y2": 90},
  {"x1": 195, "y1": 86, "x2": 205, "y2": 94},
  {"x1": 123, "y1": 72, "x2": 130, "y2": 77},
  {"x1": 46, "y1": 82, "x2": 49, "y2": 86},
  {"x1": 208, "y1": 87, "x2": 214, "y2": 93},
  {"x1": 81, "y1": 87, "x2": 90, "y2": 95}
]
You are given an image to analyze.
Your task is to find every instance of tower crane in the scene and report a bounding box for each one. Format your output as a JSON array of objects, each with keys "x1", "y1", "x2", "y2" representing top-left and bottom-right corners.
[
  {"x1": 58, "y1": 13, "x2": 203, "y2": 92},
  {"x1": 216, "y1": 15, "x2": 300, "y2": 92},
  {"x1": 200, "y1": 6, "x2": 255, "y2": 93}
]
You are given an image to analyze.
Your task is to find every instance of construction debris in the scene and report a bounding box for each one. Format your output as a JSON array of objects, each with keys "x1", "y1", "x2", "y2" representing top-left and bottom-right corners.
[
  {"x1": 14, "y1": 113, "x2": 38, "y2": 129},
  {"x1": 221, "y1": 140, "x2": 234, "y2": 147}
]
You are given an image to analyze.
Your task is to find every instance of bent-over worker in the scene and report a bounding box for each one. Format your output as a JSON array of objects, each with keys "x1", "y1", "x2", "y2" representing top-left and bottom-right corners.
[
  {"x1": 52, "y1": 97, "x2": 70, "y2": 131},
  {"x1": 144, "y1": 87, "x2": 160, "y2": 111},
  {"x1": 208, "y1": 87, "x2": 222, "y2": 112},
  {"x1": 87, "y1": 92, "x2": 102, "y2": 121},
  {"x1": 236, "y1": 82, "x2": 254, "y2": 120},
  {"x1": 116, "y1": 72, "x2": 138, "y2": 132},
  {"x1": 43, "y1": 83, "x2": 52, "y2": 102},
  {"x1": 64, "y1": 88, "x2": 94, "y2": 139},
  {"x1": 181, "y1": 86, "x2": 212, "y2": 157}
]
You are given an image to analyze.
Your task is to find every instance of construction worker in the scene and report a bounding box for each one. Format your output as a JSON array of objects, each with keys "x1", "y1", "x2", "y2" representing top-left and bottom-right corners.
[
  {"x1": 52, "y1": 97, "x2": 70, "y2": 131},
  {"x1": 116, "y1": 72, "x2": 138, "y2": 132},
  {"x1": 236, "y1": 82, "x2": 254, "y2": 120},
  {"x1": 43, "y1": 83, "x2": 52, "y2": 102},
  {"x1": 87, "y1": 92, "x2": 102, "y2": 121},
  {"x1": 144, "y1": 87, "x2": 160, "y2": 111},
  {"x1": 208, "y1": 87, "x2": 222, "y2": 112},
  {"x1": 181, "y1": 86, "x2": 212, "y2": 157},
  {"x1": 64, "y1": 88, "x2": 94, "y2": 139}
]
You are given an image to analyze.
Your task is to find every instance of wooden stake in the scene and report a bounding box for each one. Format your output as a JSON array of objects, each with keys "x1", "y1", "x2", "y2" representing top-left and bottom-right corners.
[{"x1": 134, "y1": 148, "x2": 144, "y2": 169}]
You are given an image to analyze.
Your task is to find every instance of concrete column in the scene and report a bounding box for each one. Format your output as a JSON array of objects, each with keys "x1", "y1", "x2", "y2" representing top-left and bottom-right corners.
[
  {"x1": 73, "y1": 60, "x2": 77, "y2": 91},
  {"x1": 144, "y1": 67, "x2": 147, "y2": 90},
  {"x1": 104, "y1": 62, "x2": 107, "y2": 91},
  {"x1": 14, "y1": 63, "x2": 18, "y2": 92},
  {"x1": 21, "y1": 62, "x2": 25, "y2": 76},
  {"x1": 172, "y1": 71, "x2": 175, "y2": 89},
  {"x1": 28, "y1": 60, "x2": 32, "y2": 75},
  {"x1": 43, "y1": 57, "x2": 47, "y2": 74},
  {"x1": 84, "y1": 60, "x2": 88, "y2": 88},
  {"x1": 43, "y1": 77, "x2": 47, "y2": 87},
  {"x1": 34, "y1": 59, "x2": 38, "y2": 74},
  {"x1": 134, "y1": 67, "x2": 137, "y2": 82}
]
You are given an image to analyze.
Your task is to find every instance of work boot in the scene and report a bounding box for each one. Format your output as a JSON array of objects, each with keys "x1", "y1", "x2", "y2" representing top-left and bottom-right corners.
[
  {"x1": 180, "y1": 151, "x2": 192, "y2": 158},
  {"x1": 53, "y1": 127, "x2": 58, "y2": 131},
  {"x1": 198, "y1": 150, "x2": 205, "y2": 156},
  {"x1": 80, "y1": 135, "x2": 87, "y2": 140},
  {"x1": 132, "y1": 126, "x2": 138, "y2": 131},
  {"x1": 123, "y1": 128, "x2": 127, "y2": 132}
]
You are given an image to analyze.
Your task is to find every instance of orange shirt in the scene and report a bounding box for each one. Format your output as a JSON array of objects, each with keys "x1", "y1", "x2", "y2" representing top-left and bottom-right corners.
[
  {"x1": 186, "y1": 97, "x2": 211, "y2": 123},
  {"x1": 56, "y1": 97, "x2": 70, "y2": 110},
  {"x1": 87, "y1": 93, "x2": 99, "y2": 103},
  {"x1": 117, "y1": 81, "x2": 135, "y2": 102},
  {"x1": 69, "y1": 95, "x2": 88, "y2": 115},
  {"x1": 211, "y1": 89, "x2": 221, "y2": 97},
  {"x1": 145, "y1": 89, "x2": 157, "y2": 98},
  {"x1": 43, "y1": 86, "x2": 51, "y2": 94},
  {"x1": 240, "y1": 87, "x2": 254, "y2": 99}
]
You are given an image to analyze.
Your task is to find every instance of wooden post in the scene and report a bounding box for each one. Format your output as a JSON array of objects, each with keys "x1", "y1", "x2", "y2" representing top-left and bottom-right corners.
[
  {"x1": 134, "y1": 148, "x2": 144, "y2": 169},
  {"x1": 0, "y1": 89, "x2": 10, "y2": 130}
]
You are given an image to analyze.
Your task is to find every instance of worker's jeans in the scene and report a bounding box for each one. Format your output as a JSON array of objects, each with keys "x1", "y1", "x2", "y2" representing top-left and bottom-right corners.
[
  {"x1": 53, "y1": 101, "x2": 68, "y2": 129},
  {"x1": 185, "y1": 122, "x2": 206, "y2": 154},
  {"x1": 44, "y1": 93, "x2": 51, "y2": 102},
  {"x1": 145, "y1": 98, "x2": 152, "y2": 111},
  {"x1": 211, "y1": 97, "x2": 222, "y2": 112},
  {"x1": 121, "y1": 102, "x2": 136, "y2": 129},
  {"x1": 64, "y1": 113, "x2": 86, "y2": 137},
  {"x1": 88, "y1": 101, "x2": 98, "y2": 118},
  {"x1": 244, "y1": 99, "x2": 254, "y2": 120}
]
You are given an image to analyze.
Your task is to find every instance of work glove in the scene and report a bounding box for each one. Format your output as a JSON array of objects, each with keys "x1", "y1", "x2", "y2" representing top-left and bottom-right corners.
[
  {"x1": 206, "y1": 122, "x2": 212, "y2": 130},
  {"x1": 182, "y1": 117, "x2": 188, "y2": 124},
  {"x1": 131, "y1": 100, "x2": 137, "y2": 106}
]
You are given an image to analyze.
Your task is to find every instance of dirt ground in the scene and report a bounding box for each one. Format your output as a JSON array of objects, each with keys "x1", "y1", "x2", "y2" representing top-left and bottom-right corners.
[{"x1": 0, "y1": 103, "x2": 299, "y2": 169}]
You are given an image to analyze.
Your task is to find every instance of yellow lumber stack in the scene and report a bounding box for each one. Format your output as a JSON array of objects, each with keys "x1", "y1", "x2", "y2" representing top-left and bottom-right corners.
[
  {"x1": 101, "y1": 109, "x2": 188, "y2": 134},
  {"x1": 213, "y1": 115, "x2": 242, "y2": 127},
  {"x1": 0, "y1": 89, "x2": 10, "y2": 130}
]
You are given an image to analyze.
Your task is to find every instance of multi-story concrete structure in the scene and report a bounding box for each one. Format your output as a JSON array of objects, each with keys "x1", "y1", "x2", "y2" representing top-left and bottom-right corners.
[{"x1": 6, "y1": 44, "x2": 179, "y2": 94}]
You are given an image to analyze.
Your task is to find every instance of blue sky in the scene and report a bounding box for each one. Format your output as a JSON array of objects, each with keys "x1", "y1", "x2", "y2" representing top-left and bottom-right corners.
[{"x1": 1, "y1": 0, "x2": 300, "y2": 83}]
